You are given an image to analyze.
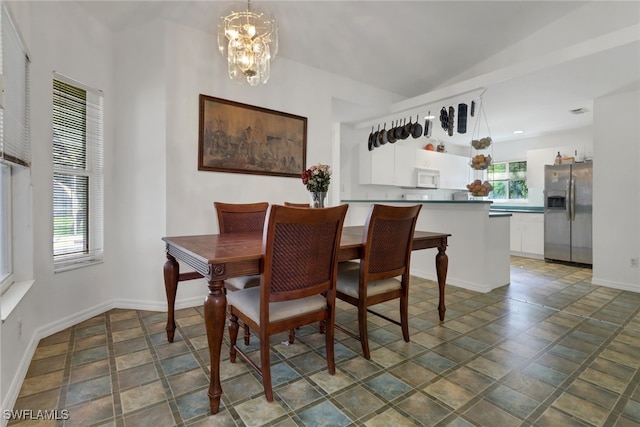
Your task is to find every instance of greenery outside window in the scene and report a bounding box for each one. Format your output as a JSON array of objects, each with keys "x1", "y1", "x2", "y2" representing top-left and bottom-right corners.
[
  {"x1": 488, "y1": 161, "x2": 528, "y2": 200},
  {"x1": 52, "y1": 75, "x2": 103, "y2": 270}
]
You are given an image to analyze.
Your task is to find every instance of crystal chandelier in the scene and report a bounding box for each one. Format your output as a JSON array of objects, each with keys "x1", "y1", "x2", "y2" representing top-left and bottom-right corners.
[{"x1": 217, "y1": 1, "x2": 278, "y2": 86}]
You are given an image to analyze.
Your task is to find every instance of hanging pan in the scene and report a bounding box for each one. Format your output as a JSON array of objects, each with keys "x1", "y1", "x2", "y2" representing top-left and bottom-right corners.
[
  {"x1": 387, "y1": 121, "x2": 398, "y2": 144},
  {"x1": 379, "y1": 123, "x2": 388, "y2": 145},
  {"x1": 411, "y1": 114, "x2": 423, "y2": 138},
  {"x1": 367, "y1": 126, "x2": 374, "y2": 151},
  {"x1": 372, "y1": 124, "x2": 381, "y2": 148},
  {"x1": 394, "y1": 119, "x2": 404, "y2": 140}
]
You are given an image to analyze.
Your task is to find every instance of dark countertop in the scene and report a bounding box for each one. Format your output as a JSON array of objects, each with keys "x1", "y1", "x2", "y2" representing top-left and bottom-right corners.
[
  {"x1": 342, "y1": 199, "x2": 492, "y2": 204},
  {"x1": 490, "y1": 205, "x2": 544, "y2": 213}
]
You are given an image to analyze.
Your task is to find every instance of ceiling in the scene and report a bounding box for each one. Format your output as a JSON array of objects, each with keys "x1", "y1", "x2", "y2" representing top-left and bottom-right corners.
[{"x1": 76, "y1": 1, "x2": 640, "y2": 145}]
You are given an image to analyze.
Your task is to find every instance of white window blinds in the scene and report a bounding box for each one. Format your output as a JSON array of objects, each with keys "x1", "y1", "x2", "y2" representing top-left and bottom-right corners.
[
  {"x1": 52, "y1": 74, "x2": 103, "y2": 268},
  {"x1": 0, "y1": 4, "x2": 30, "y2": 167}
]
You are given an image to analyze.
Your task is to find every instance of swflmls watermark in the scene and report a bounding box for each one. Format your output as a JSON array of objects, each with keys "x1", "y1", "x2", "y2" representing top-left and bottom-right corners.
[{"x1": 3, "y1": 409, "x2": 70, "y2": 421}]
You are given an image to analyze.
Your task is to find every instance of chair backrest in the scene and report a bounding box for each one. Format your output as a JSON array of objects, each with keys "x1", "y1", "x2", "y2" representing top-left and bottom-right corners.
[
  {"x1": 261, "y1": 204, "x2": 348, "y2": 305},
  {"x1": 283, "y1": 202, "x2": 310, "y2": 208},
  {"x1": 214, "y1": 202, "x2": 269, "y2": 234},
  {"x1": 361, "y1": 204, "x2": 422, "y2": 279}
]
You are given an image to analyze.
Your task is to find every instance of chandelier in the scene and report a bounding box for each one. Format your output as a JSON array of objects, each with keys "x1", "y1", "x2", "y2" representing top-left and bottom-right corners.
[{"x1": 217, "y1": 1, "x2": 278, "y2": 86}]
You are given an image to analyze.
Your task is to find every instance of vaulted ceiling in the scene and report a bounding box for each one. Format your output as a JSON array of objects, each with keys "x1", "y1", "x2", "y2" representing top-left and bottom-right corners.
[{"x1": 76, "y1": 1, "x2": 640, "y2": 144}]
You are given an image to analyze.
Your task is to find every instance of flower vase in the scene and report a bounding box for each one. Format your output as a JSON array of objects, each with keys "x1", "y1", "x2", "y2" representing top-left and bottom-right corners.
[{"x1": 309, "y1": 191, "x2": 327, "y2": 208}]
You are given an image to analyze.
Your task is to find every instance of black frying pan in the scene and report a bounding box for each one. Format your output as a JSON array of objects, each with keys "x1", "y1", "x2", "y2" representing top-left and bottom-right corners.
[
  {"x1": 367, "y1": 126, "x2": 374, "y2": 150},
  {"x1": 400, "y1": 118, "x2": 410, "y2": 139},
  {"x1": 412, "y1": 114, "x2": 423, "y2": 138},
  {"x1": 379, "y1": 123, "x2": 388, "y2": 145},
  {"x1": 387, "y1": 120, "x2": 398, "y2": 144},
  {"x1": 373, "y1": 124, "x2": 381, "y2": 148}
]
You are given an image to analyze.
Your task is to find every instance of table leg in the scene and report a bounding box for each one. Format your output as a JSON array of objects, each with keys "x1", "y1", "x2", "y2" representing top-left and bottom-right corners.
[
  {"x1": 164, "y1": 254, "x2": 179, "y2": 342},
  {"x1": 435, "y1": 245, "x2": 448, "y2": 321},
  {"x1": 205, "y1": 278, "x2": 226, "y2": 414}
]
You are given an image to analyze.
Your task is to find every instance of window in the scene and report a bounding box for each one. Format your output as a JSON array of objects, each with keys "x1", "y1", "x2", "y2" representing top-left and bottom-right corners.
[
  {"x1": 52, "y1": 75, "x2": 103, "y2": 270},
  {"x1": 488, "y1": 161, "x2": 528, "y2": 200},
  {"x1": 1, "y1": 3, "x2": 30, "y2": 292},
  {"x1": 0, "y1": 163, "x2": 10, "y2": 285}
]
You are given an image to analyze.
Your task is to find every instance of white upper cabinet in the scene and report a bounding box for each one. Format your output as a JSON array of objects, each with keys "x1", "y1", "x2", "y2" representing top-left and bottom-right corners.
[{"x1": 361, "y1": 144, "x2": 469, "y2": 190}]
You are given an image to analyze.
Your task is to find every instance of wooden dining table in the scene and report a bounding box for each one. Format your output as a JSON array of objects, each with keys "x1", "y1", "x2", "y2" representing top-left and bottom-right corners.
[{"x1": 161, "y1": 226, "x2": 450, "y2": 414}]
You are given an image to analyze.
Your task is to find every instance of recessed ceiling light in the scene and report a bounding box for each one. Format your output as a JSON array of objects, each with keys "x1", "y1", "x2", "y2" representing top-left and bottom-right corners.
[{"x1": 513, "y1": 130, "x2": 524, "y2": 134}]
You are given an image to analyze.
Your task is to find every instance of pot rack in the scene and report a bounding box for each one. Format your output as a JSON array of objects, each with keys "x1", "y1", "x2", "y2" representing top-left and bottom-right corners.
[{"x1": 354, "y1": 87, "x2": 487, "y2": 131}]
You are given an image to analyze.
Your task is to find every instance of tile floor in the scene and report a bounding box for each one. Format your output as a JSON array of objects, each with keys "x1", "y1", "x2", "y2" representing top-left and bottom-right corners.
[{"x1": 8, "y1": 257, "x2": 640, "y2": 427}]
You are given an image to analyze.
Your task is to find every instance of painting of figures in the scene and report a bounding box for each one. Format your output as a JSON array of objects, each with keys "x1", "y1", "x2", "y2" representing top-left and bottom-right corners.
[{"x1": 198, "y1": 95, "x2": 307, "y2": 178}]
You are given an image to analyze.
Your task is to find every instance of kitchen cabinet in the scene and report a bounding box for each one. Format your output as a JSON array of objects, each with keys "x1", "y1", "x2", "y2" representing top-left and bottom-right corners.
[
  {"x1": 510, "y1": 212, "x2": 544, "y2": 258},
  {"x1": 361, "y1": 145, "x2": 469, "y2": 189},
  {"x1": 439, "y1": 153, "x2": 471, "y2": 190},
  {"x1": 359, "y1": 143, "x2": 415, "y2": 187},
  {"x1": 417, "y1": 150, "x2": 469, "y2": 190}
]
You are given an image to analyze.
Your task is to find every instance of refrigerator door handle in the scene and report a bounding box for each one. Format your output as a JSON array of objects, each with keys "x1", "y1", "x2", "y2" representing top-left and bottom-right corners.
[
  {"x1": 570, "y1": 175, "x2": 576, "y2": 221},
  {"x1": 566, "y1": 179, "x2": 571, "y2": 220}
]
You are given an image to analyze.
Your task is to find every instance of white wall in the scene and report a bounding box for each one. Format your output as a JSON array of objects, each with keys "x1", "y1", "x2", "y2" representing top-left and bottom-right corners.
[
  {"x1": 1, "y1": 1, "x2": 115, "y2": 412},
  {"x1": 592, "y1": 89, "x2": 640, "y2": 291},
  {"x1": 0, "y1": 3, "x2": 403, "y2": 414}
]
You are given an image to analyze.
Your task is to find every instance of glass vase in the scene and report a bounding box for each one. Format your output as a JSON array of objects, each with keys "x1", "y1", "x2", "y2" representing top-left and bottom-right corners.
[{"x1": 309, "y1": 191, "x2": 327, "y2": 208}]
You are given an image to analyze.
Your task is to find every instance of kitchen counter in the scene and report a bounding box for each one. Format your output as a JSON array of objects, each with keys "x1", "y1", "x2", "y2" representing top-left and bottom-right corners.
[
  {"x1": 490, "y1": 205, "x2": 543, "y2": 213},
  {"x1": 343, "y1": 199, "x2": 492, "y2": 205},
  {"x1": 341, "y1": 200, "x2": 510, "y2": 293}
]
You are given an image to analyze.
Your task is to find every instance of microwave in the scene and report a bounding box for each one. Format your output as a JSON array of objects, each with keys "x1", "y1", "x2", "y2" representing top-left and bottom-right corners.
[{"x1": 416, "y1": 168, "x2": 440, "y2": 189}]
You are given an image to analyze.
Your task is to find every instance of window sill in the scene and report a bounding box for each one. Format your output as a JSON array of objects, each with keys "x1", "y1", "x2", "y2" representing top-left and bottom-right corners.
[
  {"x1": 1, "y1": 279, "x2": 35, "y2": 322},
  {"x1": 54, "y1": 259, "x2": 103, "y2": 274}
]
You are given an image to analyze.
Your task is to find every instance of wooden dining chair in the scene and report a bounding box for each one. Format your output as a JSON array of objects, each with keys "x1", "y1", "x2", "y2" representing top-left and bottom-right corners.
[
  {"x1": 214, "y1": 201, "x2": 269, "y2": 292},
  {"x1": 283, "y1": 202, "x2": 310, "y2": 208},
  {"x1": 335, "y1": 203, "x2": 421, "y2": 359},
  {"x1": 227, "y1": 204, "x2": 348, "y2": 401}
]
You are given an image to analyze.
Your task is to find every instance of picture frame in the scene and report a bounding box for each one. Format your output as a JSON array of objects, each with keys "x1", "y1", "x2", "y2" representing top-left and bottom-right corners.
[{"x1": 198, "y1": 94, "x2": 307, "y2": 178}]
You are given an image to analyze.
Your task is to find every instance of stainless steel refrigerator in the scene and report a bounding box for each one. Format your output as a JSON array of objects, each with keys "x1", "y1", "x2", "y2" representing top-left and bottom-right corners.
[{"x1": 544, "y1": 162, "x2": 593, "y2": 265}]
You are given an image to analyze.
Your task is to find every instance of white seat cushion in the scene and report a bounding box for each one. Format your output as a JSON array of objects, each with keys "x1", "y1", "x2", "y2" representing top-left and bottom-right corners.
[
  {"x1": 225, "y1": 275, "x2": 261, "y2": 290},
  {"x1": 337, "y1": 268, "x2": 401, "y2": 298},
  {"x1": 227, "y1": 287, "x2": 327, "y2": 325}
]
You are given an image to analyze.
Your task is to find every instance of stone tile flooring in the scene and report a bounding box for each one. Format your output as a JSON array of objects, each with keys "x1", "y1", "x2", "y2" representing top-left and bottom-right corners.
[{"x1": 8, "y1": 257, "x2": 640, "y2": 426}]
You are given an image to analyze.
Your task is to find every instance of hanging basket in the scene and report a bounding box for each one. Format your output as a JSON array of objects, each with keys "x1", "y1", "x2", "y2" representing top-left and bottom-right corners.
[{"x1": 469, "y1": 99, "x2": 492, "y2": 150}]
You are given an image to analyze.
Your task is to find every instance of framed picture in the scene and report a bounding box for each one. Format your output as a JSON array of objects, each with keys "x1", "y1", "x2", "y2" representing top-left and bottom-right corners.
[{"x1": 198, "y1": 95, "x2": 307, "y2": 178}]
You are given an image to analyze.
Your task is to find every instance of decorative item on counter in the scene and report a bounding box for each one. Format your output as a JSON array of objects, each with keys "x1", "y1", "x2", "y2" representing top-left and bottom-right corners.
[
  {"x1": 470, "y1": 154, "x2": 492, "y2": 170},
  {"x1": 466, "y1": 179, "x2": 493, "y2": 196},
  {"x1": 302, "y1": 163, "x2": 331, "y2": 208},
  {"x1": 457, "y1": 103, "x2": 467, "y2": 134},
  {"x1": 555, "y1": 151, "x2": 562, "y2": 164},
  {"x1": 437, "y1": 143, "x2": 445, "y2": 153},
  {"x1": 471, "y1": 136, "x2": 492, "y2": 149},
  {"x1": 448, "y1": 106, "x2": 455, "y2": 136},
  {"x1": 425, "y1": 143, "x2": 435, "y2": 151}
]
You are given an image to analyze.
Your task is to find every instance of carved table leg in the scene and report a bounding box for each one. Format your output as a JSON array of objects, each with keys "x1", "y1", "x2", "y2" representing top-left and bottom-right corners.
[
  {"x1": 205, "y1": 278, "x2": 226, "y2": 414},
  {"x1": 435, "y1": 244, "x2": 449, "y2": 321},
  {"x1": 164, "y1": 253, "x2": 179, "y2": 342}
]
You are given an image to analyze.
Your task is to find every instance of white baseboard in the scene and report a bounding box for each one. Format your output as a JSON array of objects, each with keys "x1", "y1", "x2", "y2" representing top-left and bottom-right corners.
[
  {"x1": 410, "y1": 268, "x2": 505, "y2": 293},
  {"x1": 591, "y1": 277, "x2": 640, "y2": 293},
  {"x1": 0, "y1": 295, "x2": 204, "y2": 426}
]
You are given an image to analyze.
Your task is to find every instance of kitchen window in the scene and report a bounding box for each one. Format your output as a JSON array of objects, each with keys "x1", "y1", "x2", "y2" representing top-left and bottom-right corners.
[
  {"x1": 488, "y1": 161, "x2": 528, "y2": 200},
  {"x1": 52, "y1": 74, "x2": 104, "y2": 271}
]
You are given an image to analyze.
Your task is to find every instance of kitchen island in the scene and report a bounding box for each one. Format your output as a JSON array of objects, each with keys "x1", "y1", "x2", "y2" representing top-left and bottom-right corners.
[{"x1": 342, "y1": 200, "x2": 511, "y2": 293}]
